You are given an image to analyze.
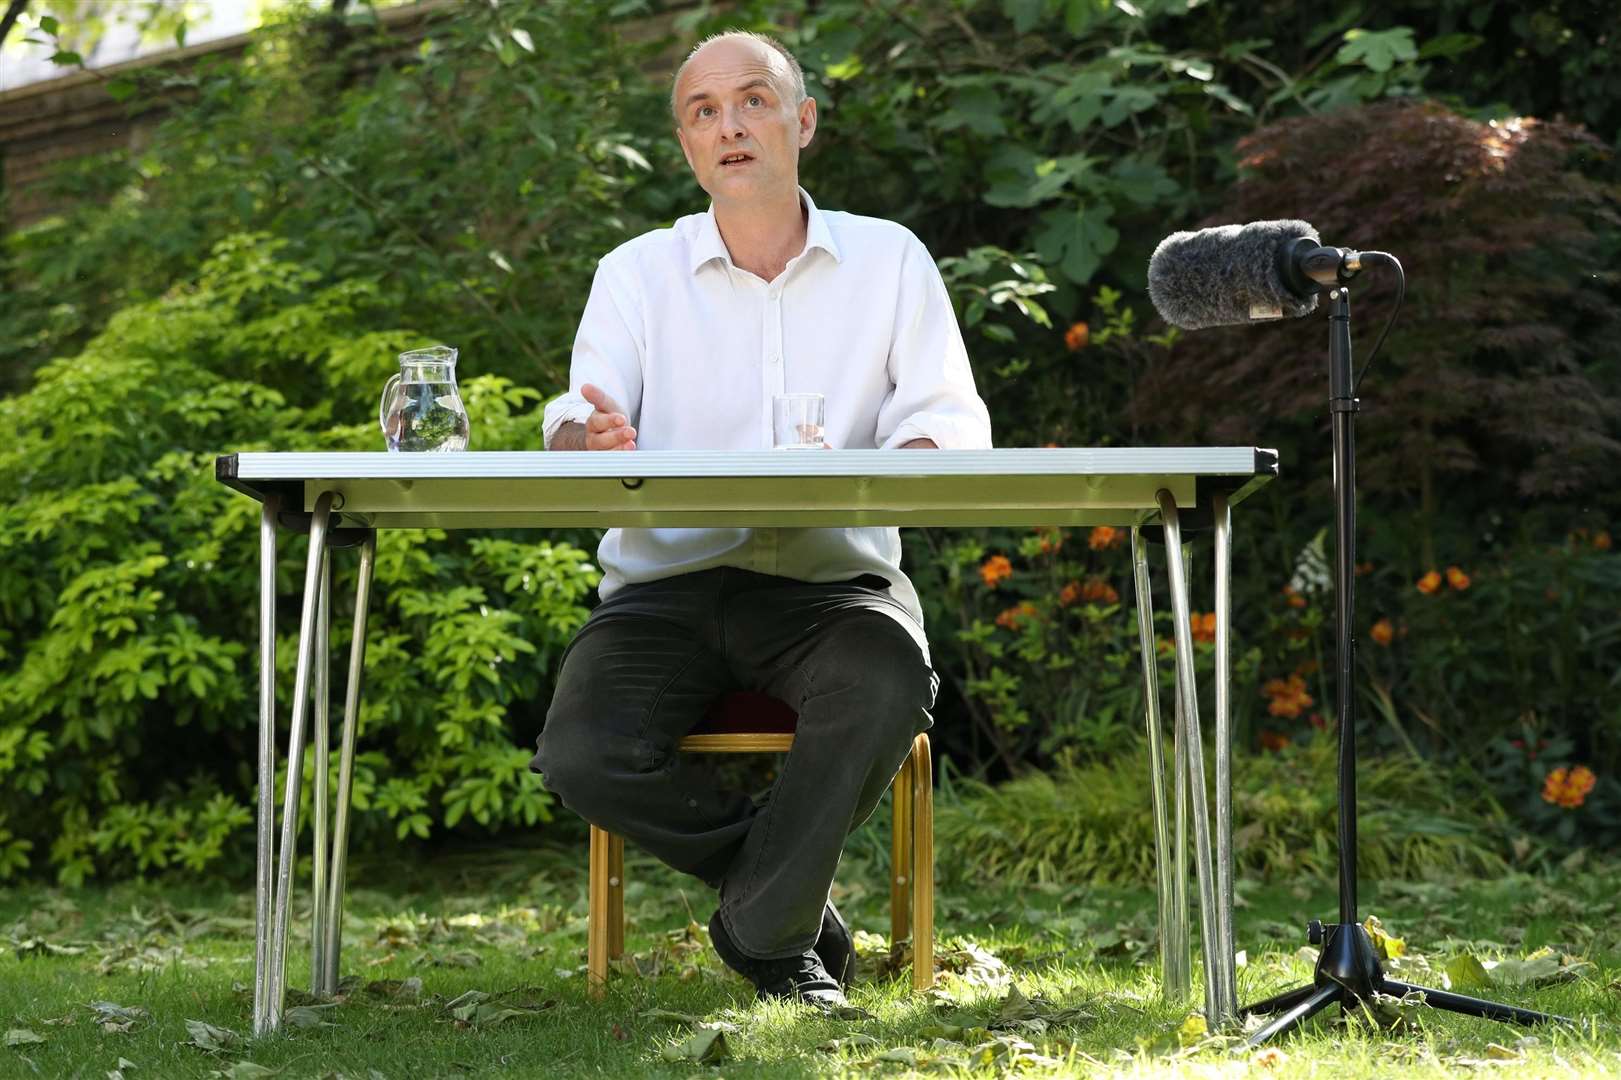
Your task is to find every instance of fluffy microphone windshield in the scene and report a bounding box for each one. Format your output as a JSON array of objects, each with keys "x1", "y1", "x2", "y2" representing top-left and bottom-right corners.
[{"x1": 1147, "y1": 219, "x2": 1321, "y2": 330}]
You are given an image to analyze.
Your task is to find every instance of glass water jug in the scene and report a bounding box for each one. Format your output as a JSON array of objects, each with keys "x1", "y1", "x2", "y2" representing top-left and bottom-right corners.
[{"x1": 379, "y1": 345, "x2": 470, "y2": 452}]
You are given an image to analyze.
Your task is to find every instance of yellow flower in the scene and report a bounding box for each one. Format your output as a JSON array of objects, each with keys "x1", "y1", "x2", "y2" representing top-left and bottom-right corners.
[
  {"x1": 1416, "y1": 569, "x2": 1443, "y2": 595},
  {"x1": 979, "y1": 555, "x2": 1013, "y2": 588}
]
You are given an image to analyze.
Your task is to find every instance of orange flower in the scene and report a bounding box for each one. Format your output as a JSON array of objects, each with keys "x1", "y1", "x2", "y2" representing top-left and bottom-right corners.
[
  {"x1": 1088, "y1": 526, "x2": 1123, "y2": 550},
  {"x1": 1416, "y1": 570, "x2": 1443, "y2": 595},
  {"x1": 994, "y1": 601, "x2": 1040, "y2": 630},
  {"x1": 1355, "y1": 561, "x2": 1374, "y2": 577},
  {"x1": 1282, "y1": 584, "x2": 1307, "y2": 609},
  {"x1": 1262, "y1": 674, "x2": 1314, "y2": 719},
  {"x1": 1259, "y1": 730, "x2": 1292, "y2": 752},
  {"x1": 1081, "y1": 577, "x2": 1119, "y2": 605},
  {"x1": 1445, "y1": 565, "x2": 1470, "y2": 591},
  {"x1": 1541, "y1": 765, "x2": 1597, "y2": 809},
  {"x1": 1189, "y1": 612, "x2": 1217, "y2": 643},
  {"x1": 979, "y1": 555, "x2": 1013, "y2": 588},
  {"x1": 1064, "y1": 321, "x2": 1090, "y2": 351},
  {"x1": 1059, "y1": 580, "x2": 1082, "y2": 607},
  {"x1": 1369, "y1": 618, "x2": 1394, "y2": 647},
  {"x1": 1035, "y1": 526, "x2": 1064, "y2": 554},
  {"x1": 1595, "y1": 530, "x2": 1612, "y2": 551}
]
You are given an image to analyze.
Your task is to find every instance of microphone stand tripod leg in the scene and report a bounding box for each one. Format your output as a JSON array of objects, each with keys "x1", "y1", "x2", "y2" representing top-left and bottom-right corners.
[
  {"x1": 1244, "y1": 984, "x2": 1341, "y2": 1048},
  {"x1": 1380, "y1": 981, "x2": 1571, "y2": 1027}
]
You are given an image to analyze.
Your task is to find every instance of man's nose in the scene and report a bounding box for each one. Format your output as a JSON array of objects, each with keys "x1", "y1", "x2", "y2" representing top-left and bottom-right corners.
[{"x1": 720, "y1": 108, "x2": 747, "y2": 140}]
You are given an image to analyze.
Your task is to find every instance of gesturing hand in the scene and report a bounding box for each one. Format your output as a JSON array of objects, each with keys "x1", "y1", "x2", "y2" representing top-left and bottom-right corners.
[{"x1": 581, "y1": 383, "x2": 637, "y2": 451}]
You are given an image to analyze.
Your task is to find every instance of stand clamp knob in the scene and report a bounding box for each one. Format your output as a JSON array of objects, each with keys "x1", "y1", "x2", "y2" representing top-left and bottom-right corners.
[{"x1": 1307, "y1": 918, "x2": 1325, "y2": 945}]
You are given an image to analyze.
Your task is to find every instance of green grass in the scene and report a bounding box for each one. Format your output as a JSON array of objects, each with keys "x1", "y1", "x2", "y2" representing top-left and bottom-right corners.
[{"x1": 2, "y1": 825, "x2": 1619, "y2": 1079}]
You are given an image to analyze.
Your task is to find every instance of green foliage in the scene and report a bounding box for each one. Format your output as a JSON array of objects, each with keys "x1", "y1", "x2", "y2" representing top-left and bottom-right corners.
[
  {"x1": 0, "y1": 234, "x2": 596, "y2": 883},
  {"x1": 935, "y1": 732, "x2": 1510, "y2": 888}
]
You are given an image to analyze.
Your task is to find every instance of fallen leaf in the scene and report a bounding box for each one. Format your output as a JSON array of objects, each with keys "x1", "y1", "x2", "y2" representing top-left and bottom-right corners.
[
  {"x1": 184, "y1": 1019, "x2": 242, "y2": 1053},
  {"x1": 4, "y1": 1028, "x2": 46, "y2": 1047},
  {"x1": 362, "y1": 977, "x2": 422, "y2": 1002},
  {"x1": 818, "y1": 1033, "x2": 881, "y2": 1053},
  {"x1": 659, "y1": 1027, "x2": 729, "y2": 1064},
  {"x1": 108, "y1": 1057, "x2": 139, "y2": 1080},
  {"x1": 1444, "y1": 953, "x2": 1493, "y2": 992},
  {"x1": 213, "y1": 1063, "x2": 281, "y2": 1079},
  {"x1": 284, "y1": 1004, "x2": 338, "y2": 1029},
  {"x1": 1363, "y1": 915, "x2": 1406, "y2": 960}
]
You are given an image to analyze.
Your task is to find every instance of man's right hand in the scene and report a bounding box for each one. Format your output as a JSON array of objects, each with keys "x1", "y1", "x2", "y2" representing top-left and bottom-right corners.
[{"x1": 551, "y1": 383, "x2": 636, "y2": 450}]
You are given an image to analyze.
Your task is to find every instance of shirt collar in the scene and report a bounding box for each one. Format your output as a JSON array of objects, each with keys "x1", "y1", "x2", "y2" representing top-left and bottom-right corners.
[{"x1": 689, "y1": 186, "x2": 843, "y2": 275}]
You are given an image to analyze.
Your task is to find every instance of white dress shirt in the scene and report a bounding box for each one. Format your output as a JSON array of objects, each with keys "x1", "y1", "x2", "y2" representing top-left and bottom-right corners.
[{"x1": 542, "y1": 187, "x2": 993, "y2": 628}]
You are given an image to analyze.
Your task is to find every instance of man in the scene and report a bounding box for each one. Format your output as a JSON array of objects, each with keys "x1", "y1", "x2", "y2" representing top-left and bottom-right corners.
[{"x1": 532, "y1": 30, "x2": 991, "y2": 1008}]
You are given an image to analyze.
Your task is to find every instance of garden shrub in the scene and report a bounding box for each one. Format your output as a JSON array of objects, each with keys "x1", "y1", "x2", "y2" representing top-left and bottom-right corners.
[{"x1": 0, "y1": 234, "x2": 596, "y2": 884}]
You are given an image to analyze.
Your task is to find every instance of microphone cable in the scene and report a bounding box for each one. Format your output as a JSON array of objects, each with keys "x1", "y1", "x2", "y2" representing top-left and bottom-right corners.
[{"x1": 1351, "y1": 252, "x2": 1405, "y2": 395}]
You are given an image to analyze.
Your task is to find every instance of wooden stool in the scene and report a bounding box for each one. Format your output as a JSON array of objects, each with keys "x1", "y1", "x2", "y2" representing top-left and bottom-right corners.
[{"x1": 586, "y1": 690, "x2": 934, "y2": 997}]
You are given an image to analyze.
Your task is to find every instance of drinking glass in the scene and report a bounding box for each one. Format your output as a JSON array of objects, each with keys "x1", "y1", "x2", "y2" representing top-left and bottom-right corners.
[{"x1": 773, "y1": 393, "x2": 825, "y2": 449}]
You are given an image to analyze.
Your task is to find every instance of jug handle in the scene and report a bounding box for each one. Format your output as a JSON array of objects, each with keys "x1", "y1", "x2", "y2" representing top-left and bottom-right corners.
[{"x1": 379, "y1": 373, "x2": 402, "y2": 446}]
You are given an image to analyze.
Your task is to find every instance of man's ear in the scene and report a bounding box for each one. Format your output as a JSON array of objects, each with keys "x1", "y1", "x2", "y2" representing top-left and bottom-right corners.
[
  {"x1": 798, "y1": 96, "x2": 818, "y2": 149},
  {"x1": 676, "y1": 126, "x2": 695, "y2": 172}
]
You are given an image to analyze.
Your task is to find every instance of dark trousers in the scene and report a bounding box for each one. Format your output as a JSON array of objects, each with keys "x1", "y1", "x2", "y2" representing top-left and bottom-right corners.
[{"x1": 531, "y1": 567, "x2": 937, "y2": 960}]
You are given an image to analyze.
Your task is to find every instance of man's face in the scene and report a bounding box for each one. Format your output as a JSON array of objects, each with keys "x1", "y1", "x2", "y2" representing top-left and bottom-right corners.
[{"x1": 674, "y1": 39, "x2": 816, "y2": 206}]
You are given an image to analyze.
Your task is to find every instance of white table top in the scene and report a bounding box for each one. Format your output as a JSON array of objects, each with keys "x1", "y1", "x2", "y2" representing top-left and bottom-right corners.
[{"x1": 216, "y1": 448, "x2": 1277, "y2": 529}]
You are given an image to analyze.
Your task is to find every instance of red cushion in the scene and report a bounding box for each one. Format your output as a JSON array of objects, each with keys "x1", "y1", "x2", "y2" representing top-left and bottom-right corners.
[{"x1": 692, "y1": 691, "x2": 799, "y2": 736}]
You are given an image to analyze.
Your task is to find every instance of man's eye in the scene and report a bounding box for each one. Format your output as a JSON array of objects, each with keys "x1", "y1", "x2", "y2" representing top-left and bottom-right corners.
[
  {"x1": 697, "y1": 105, "x2": 715, "y2": 118},
  {"x1": 747, "y1": 95, "x2": 763, "y2": 107}
]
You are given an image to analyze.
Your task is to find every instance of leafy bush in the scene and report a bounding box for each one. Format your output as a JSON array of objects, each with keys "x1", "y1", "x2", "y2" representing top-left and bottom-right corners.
[
  {"x1": 934, "y1": 733, "x2": 1511, "y2": 888},
  {"x1": 0, "y1": 234, "x2": 596, "y2": 884}
]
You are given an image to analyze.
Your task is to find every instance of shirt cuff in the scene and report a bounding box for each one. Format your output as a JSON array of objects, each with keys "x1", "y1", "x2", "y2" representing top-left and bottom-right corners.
[
  {"x1": 542, "y1": 397, "x2": 597, "y2": 449},
  {"x1": 879, "y1": 413, "x2": 987, "y2": 451}
]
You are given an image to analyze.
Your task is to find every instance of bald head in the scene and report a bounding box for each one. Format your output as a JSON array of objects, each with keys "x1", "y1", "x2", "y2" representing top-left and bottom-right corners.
[{"x1": 670, "y1": 31, "x2": 806, "y2": 125}]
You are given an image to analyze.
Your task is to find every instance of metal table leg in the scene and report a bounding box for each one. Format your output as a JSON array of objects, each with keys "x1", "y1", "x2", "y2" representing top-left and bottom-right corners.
[
  {"x1": 266, "y1": 491, "x2": 334, "y2": 1032},
  {"x1": 1212, "y1": 494, "x2": 1237, "y2": 1018},
  {"x1": 310, "y1": 559, "x2": 331, "y2": 995},
  {"x1": 1158, "y1": 489, "x2": 1229, "y2": 1026},
  {"x1": 321, "y1": 532, "x2": 376, "y2": 994},
  {"x1": 1131, "y1": 527, "x2": 1186, "y2": 1002},
  {"x1": 253, "y1": 495, "x2": 279, "y2": 1037}
]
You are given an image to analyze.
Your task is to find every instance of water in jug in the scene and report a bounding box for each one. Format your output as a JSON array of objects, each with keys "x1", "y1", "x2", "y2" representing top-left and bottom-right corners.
[{"x1": 379, "y1": 345, "x2": 470, "y2": 452}]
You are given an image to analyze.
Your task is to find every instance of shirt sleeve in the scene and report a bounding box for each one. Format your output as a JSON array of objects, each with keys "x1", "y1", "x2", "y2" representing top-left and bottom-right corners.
[
  {"x1": 874, "y1": 233, "x2": 994, "y2": 451},
  {"x1": 542, "y1": 254, "x2": 645, "y2": 449}
]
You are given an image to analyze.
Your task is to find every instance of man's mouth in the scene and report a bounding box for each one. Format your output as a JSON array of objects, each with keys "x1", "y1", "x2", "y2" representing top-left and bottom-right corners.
[{"x1": 719, "y1": 153, "x2": 755, "y2": 168}]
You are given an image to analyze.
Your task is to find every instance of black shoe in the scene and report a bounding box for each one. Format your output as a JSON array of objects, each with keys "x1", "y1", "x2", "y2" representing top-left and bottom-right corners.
[
  {"x1": 815, "y1": 899, "x2": 855, "y2": 989},
  {"x1": 708, "y1": 910, "x2": 847, "y2": 1009}
]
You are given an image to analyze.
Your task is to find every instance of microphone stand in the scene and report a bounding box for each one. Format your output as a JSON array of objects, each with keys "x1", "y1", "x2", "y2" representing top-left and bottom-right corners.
[{"x1": 1239, "y1": 285, "x2": 1570, "y2": 1045}]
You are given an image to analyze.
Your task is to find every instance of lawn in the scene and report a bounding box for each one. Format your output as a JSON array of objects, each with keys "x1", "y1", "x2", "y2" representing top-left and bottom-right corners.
[{"x1": 2, "y1": 817, "x2": 1618, "y2": 1079}]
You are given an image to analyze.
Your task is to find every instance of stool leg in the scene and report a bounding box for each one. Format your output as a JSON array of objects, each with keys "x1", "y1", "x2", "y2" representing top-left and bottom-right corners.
[
  {"x1": 588, "y1": 826, "x2": 610, "y2": 1000},
  {"x1": 891, "y1": 753, "x2": 914, "y2": 949},
  {"x1": 911, "y1": 734, "x2": 935, "y2": 991},
  {"x1": 607, "y1": 832, "x2": 625, "y2": 961}
]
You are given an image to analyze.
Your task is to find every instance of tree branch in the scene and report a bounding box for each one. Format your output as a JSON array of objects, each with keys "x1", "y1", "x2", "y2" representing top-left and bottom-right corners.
[{"x1": 0, "y1": 0, "x2": 30, "y2": 55}]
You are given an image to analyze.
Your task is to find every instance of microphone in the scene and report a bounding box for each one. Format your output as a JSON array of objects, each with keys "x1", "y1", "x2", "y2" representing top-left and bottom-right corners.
[{"x1": 1147, "y1": 220, "x2": 1375, "y2": 331}]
